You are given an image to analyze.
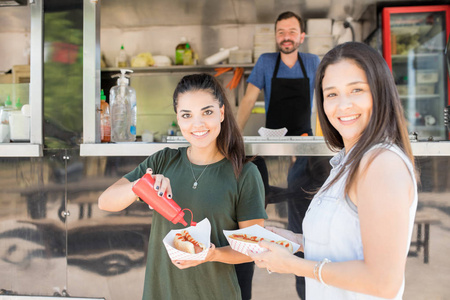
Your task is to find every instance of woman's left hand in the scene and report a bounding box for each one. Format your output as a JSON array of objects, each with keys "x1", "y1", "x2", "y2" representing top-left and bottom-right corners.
[
  {"x1": 248, "y1": 240, "x2": 295, "y2": 274},
  {"x1": 172, "y1": 244, "x2": 216, "y2": 269}
]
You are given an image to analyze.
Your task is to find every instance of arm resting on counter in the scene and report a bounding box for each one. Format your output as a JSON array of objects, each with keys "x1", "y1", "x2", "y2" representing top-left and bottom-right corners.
[
  {"x1": 98, "y1": 177, "x2": 137, "y2": 212},
  {"x1": 236, "y1": 83, "x2": 261, "y2": 131}
]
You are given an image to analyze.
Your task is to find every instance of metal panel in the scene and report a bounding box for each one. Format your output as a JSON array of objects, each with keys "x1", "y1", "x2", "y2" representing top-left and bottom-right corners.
[
  {"x1": 29, "y1": 0, "x2": 43, "y2": 147},
  {"x1": 64, "y1": 151, "x2": 149, "y2": 300},
  {"x1": 1, "y1": 153, "x2": 450, "y2": 299},
  {"x1": 0, "y1": 153, "x2": 67, "y2": 296},
  {"x1": 83, "y1": 0, "x2": 100, "y2": 144}
]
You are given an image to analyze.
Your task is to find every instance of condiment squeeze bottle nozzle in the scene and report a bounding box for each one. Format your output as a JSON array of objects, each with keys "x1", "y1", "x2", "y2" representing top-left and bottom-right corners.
[{"x1": 132, "y1": 173, "x2": 196, "y2": 226}]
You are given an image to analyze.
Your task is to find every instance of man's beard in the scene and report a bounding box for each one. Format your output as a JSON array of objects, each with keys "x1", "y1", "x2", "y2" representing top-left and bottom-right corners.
[{"x1": 277, "y1": 40, "x2": 300, "y2": 54}]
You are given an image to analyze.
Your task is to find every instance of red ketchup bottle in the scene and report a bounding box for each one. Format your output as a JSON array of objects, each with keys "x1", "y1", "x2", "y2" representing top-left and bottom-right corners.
[{"x1": 132, "y1": 173, "x2": 195, "y2": 226}]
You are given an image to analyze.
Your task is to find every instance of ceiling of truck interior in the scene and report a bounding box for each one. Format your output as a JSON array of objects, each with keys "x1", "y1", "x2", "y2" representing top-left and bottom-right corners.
[
  {"x1": 102, "y1": 0, "x2": 450, "y2": 28},
  {"x1": 0, "y1": 0, "x2": 448, "y2": 32},
  {"x1": 98, "y1": 0, "x2": 427, "y2": 28}
]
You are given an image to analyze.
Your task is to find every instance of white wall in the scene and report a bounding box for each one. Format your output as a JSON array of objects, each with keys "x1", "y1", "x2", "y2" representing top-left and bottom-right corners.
[{"x1": 0, "y1": 32, "x2": 30, "y2": 73}]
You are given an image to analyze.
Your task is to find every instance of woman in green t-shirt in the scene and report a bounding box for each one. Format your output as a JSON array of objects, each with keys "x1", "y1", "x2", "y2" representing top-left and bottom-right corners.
[{"x1": 98, "y1": 73, "x2": 267, "y2": 300}]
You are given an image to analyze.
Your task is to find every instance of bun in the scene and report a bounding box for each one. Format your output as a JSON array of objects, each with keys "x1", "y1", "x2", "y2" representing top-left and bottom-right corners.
[
  {"x1": 275, "y1": 240, "x2": 294, "y2": 253},
  {"x1": 174, "y1": 230, "x2": 206, "y2": 254}
]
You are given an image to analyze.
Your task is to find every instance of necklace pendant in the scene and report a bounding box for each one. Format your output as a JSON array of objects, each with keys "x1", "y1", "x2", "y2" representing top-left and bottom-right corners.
[{"x1": 192, "y1": 181, "x2": 198, "y2": 189}]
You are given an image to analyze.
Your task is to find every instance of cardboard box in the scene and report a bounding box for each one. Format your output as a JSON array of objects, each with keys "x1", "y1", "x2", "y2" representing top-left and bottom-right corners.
[
  {"x1": 415, "y1": 84, "x2": 435, "y2": 95},
  {"x1": 229, "y1": 50, "x2": 252, "y2": 64},
  {"x1": 0, "y1": 74, "x2": 13, "y2": 84},
  {"x1": 12, "y1": 65, "x2": 30, "y2": 84},
  {"x1": 304, "y1": 35, "x2": 336, "y2": 56},
  {"x1": 306, "y1": 19, "x2": 332, "y2": 35},
  {"x1": 416, "y1": 71, "x2": 438, "y2": 84}
]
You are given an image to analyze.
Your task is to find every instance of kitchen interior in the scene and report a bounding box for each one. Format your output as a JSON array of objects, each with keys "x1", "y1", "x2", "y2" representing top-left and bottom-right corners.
[{"x1": 1, "y1": 0, "x2": 450, "y2": 299}]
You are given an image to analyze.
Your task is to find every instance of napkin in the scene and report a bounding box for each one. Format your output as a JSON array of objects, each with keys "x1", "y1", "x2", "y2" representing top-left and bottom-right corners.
[{"x1": 258, "y1": 127, "x2": 288, "y2": 137}]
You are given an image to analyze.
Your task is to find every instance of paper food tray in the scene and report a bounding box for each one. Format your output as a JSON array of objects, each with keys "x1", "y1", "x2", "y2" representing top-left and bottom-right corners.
[
  {"x1": 163, "y1": 218, "x2": 211, "y2": 260},
  {"x1": 223, "y1": 224, "x2": 300, "y2": 255},
  {"x1": 258, "y1": 127, "x2": 288, "y2": 137}
]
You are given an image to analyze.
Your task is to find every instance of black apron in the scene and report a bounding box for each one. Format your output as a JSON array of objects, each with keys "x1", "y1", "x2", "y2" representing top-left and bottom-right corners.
[{"x1": 266, "y1": 53, "x2": 312, "y2": 136}]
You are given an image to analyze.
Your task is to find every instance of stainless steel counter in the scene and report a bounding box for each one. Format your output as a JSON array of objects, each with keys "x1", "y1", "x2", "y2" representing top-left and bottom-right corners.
[
  {"x1": 0, "y1": 144, "x2": 42, "y2": 157},
  {"x1": 79, "y1": 137, "x2": 450, "y2": 157}
]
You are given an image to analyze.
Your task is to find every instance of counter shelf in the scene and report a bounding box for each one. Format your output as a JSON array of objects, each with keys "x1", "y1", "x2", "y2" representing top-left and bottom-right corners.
[
  {"x1": 0, "y1": 143, "x2": 43, "y2": 157},
  {"x1": 101, "y1": 64, "x2": 255, "y2": 75},
  {"x1": 79, "y1": 139, "x2": 450, "y2": 157}
]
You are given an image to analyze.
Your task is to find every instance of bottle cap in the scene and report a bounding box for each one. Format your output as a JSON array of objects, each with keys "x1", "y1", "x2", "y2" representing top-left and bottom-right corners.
[
  {"x1": 112, "y1": 69, "x2": 133, "y2": 86},
  {"x1": 15, "y1": 97, "x2": 22, "y2": 109},
  {"x1": 101, "y1": 89, "x2": 106, "y2": 101},
  {"x1": 5, "y1": 95, "x2": 11, "y2": 106},
  {"x1": 121, "y1": 44, "x2": 124, "y2": 50}
]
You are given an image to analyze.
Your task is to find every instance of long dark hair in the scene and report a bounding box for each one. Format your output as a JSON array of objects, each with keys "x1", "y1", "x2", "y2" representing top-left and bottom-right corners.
[
  {"x1": 315, "y1": 42, "x2": 416, "y2": 192},
  {"x1": 173, "y1": 73, "x2": 250, "y2": 178}
]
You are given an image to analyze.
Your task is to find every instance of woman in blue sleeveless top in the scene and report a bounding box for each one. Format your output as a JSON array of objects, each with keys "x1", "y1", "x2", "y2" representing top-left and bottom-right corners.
[{"x1": 249, "y1": 42, "x2": 418, "y2": 300}]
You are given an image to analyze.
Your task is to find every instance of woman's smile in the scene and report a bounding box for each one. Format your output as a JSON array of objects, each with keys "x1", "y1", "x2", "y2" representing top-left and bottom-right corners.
[
  {"x1": 191, "y1": 130, "x2": 209, "y2": 137},
  {"x1": 338, "y1": 114, "x2": 360, "y2": 122}
]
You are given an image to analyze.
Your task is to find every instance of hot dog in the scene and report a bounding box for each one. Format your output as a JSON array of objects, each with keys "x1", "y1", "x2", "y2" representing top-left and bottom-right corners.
[
  {"x1": 174, "y1": 230, "x2": 206, "y2": 254},
  {"x1": 229, "y1": 233, "x2": 293, "y2": 253}
]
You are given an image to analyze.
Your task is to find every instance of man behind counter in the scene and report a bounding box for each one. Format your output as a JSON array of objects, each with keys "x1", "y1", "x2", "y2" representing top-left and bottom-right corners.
[
  {"x1": 236, "y1": 11, "x2": 320, "y2": 136},
  {"x1": 236, "y1": 11, "x2": 322, "y2": 300}
]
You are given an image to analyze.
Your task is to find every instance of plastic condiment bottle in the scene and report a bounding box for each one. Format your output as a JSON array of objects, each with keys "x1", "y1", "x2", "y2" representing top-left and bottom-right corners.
[
  {"x1": 110, "y1": 69, "x2": 136, "y2": 142},
  {"x1": 168, "y1": 121, "x2": 177, "y2": 136},
  {"x1": 175, "y1": 37, "x2": 187, "y2": 65},
  {"x1": 117, "y1": 44, "x2": 128, "y2": 68},
  {"x1": 183, "y1": 43, "x2": 193, "y2": 65},
  {"x1": 132, "y1": 173, "x2": 195, "y2": 226},
  {"x1": 100, "y1": 89, "x2": 111, "y2": 142},
  {"x1": 15, "y1": 97, "x2": 23, "y2": 110},
  {"x1": 1, "y1": 95, "x2": 13, "y2": 124},
  {"x1": 0, "y1": 95, "x2": 13, "y2": 143}
]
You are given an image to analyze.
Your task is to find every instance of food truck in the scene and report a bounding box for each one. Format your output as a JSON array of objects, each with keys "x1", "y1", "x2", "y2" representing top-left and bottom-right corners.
[{"x1": 0, "y1": 0, "x2": 449, "y2": 299}]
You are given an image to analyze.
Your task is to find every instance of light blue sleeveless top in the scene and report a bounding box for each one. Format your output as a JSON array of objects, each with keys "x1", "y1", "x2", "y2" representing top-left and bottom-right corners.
[{"x1": 303, "y1": 143, "x2": 418, "y2": 300}]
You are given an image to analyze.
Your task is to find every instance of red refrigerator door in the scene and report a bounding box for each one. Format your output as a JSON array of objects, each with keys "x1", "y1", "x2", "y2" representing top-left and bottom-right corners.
[{"x1": 382, "y1": 5, "x2": 450, "y2": 140}]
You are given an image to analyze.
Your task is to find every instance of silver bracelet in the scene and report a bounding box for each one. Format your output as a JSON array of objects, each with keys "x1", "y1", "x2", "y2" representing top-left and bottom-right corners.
[
  {"x1": 318, "y1": 258, "x2": 331, "y2": 286},
  {"x1": 313, "y1": 261, "x2": 321, "y2": 281}
]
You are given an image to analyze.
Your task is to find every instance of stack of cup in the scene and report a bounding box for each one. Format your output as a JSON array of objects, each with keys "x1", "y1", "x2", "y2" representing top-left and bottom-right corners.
[{"x1": 9, "y1": 104, "x2": 31, "y2": 142}]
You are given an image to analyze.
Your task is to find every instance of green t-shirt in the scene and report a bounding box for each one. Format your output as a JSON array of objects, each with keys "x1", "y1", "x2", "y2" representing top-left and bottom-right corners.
[{"x1": 124, "y1": 147, "x2": 267, "y2": 300}]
